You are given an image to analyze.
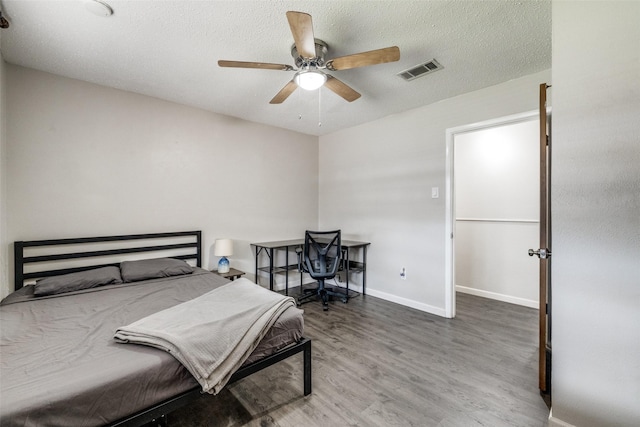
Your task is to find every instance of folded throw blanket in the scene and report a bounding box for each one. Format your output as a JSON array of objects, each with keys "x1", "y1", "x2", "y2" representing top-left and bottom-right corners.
[{"x1": 114, "y1": 278, "x2": 296, "y2": 394}]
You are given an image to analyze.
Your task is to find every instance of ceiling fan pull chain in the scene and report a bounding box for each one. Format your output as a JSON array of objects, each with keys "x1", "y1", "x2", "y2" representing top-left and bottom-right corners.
[
  {"x1": 298, "y1": 85, "x2": 303, "y2": 121},
  {"x1": 318, "y1": 88, "x2": 322, "y2": 128}
]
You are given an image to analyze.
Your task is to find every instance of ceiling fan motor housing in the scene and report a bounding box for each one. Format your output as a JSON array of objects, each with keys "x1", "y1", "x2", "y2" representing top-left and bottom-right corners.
[{"x1": 291, "y1": 39, "x2": 328, "y2": 69}]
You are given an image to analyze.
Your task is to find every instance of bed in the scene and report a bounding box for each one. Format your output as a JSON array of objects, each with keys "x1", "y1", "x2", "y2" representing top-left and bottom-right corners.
[{"x1": 0, "y1": 231, "x2": 311, "y2": 426}]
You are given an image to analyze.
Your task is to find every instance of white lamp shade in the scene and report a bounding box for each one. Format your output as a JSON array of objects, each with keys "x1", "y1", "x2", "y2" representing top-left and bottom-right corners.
[
  {"x1": 294, "y1": 70, "x2": 327, "y2": 91},
  {"x1": 214, "y1": 239, "x2": 233, "y2": 257}
]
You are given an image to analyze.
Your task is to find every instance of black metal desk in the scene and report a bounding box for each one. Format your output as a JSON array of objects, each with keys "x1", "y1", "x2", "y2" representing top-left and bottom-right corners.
[{"x1": 250, "y1": 238, "x2": 370, "y2": 299}]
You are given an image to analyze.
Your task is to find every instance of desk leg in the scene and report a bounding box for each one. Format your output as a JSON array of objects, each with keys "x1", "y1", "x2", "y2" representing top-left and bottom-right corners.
[
  {"x1": 285, "y1": 248, "x2": 289, "y2": 296},
  {"x1": 362, "y1": 246, "x2": 367, "y2": 295},
  {"x1": 299, "y1": 245, "x2": 303, "y2": 290},
  {"x1": 345, "y1": 248, "x2": 350, "y2": 301},
  {"x1": 254, "y1": 246, "x2": 259, "y2": 286},
  {"x1": 269, "y1": 248, "x2": 274, "y2": 291}
]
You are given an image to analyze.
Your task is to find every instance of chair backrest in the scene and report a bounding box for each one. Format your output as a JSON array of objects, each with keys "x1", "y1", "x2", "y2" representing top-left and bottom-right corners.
[{"x1": 303, "y1": 230, "x2": 341, "y2": 280}]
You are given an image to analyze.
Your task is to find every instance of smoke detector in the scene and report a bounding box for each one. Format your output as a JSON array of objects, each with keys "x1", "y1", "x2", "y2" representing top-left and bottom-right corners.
[
  {"x1": 85, "y1": 0, "x2": 113, "y2": 17},
  {"x1": 0, "y1": 10, "x2": 10, "y2": 28}
]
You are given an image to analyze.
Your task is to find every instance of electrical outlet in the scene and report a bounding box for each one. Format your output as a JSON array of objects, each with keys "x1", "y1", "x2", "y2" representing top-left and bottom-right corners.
[{"x1": 400, "y1": 267, "x2": 407, "y2": 280}]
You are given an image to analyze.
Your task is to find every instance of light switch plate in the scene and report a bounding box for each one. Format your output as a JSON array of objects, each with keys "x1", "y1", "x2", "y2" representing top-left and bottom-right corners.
[{"x1": 431, "y1": 187, "x2": 439, "y2": 198}]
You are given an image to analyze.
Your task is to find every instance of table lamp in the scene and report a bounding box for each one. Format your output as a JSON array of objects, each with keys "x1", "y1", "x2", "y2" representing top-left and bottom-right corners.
[{"x1": 214, "y1": 239, "x2": 233, "y2": 273}]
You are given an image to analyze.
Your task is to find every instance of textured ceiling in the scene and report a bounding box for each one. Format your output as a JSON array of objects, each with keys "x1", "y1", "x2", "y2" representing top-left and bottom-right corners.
[{"x1": 0, "y1": 0, "x2": 551, "y2": 136}]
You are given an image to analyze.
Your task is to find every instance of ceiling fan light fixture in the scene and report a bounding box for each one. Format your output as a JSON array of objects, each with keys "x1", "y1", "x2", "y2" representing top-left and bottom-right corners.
[{"x1": 294, "y1": 69, "x2": 327, "y2": 91}]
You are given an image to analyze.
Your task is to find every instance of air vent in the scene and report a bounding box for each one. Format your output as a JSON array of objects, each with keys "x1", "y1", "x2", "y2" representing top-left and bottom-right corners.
[{"x1": 397, "y1": 59, "x2": 443, "y2": 81}]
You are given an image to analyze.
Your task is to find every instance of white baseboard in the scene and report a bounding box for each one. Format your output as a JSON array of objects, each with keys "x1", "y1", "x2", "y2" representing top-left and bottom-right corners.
[
  {"x1": 265, "y1": 279, "x2": 529, "y2": 317},
  {"x1": 548, "y1": 410, "x2": 576, "y2": 427},
  {"x1": 273, "y1": 275, "x2": 446, "y2": 317},
  {"x1": 456, "y1": 285, "x2": 538, "y2": 309},
  {"x1": 263, "y1": 274, "x2": 446, "y2": 317},
  {"x1": 366, "y1": 288, "x2": 447, "y2": 317}
]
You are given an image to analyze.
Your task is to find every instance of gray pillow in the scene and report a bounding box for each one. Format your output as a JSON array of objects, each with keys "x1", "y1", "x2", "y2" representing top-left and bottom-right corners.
[
  {"x1": 34, "y1": 266, "x2": 123, "y2": 296},
  {"x1": 120, "y1": 258, "x2": 193, "y2": 282}
]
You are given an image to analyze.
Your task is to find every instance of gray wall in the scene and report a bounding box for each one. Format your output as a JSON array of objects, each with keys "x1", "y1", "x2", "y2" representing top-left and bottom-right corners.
[
  {"x1": 550, "y1": 1, "x2": 640, "y2": 426},
  {"x1": 3, "y1": 66, "x2": 318, "y2": 298}
]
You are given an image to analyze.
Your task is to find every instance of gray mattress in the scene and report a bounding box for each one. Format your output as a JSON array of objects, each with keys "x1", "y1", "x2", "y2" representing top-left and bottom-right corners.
[{"x1": 0, "y1": 269, "x2": 303, "y2": 426}]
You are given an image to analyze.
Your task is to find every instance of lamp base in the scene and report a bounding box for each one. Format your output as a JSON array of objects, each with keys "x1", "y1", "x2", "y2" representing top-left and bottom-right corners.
[{"x1": 217, "y1": 257, "x2": 230, "y2": 274}]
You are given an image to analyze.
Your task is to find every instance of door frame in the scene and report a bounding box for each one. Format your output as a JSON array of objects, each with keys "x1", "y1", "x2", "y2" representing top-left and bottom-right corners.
[{"x1": 444, "y1": 110, "x2": 539, "y2": 318}]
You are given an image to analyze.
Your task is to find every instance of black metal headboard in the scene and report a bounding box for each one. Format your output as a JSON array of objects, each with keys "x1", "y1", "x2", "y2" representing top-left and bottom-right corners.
[{"x1": 14, "y1": 231, "x2": 202, "y2": 290}]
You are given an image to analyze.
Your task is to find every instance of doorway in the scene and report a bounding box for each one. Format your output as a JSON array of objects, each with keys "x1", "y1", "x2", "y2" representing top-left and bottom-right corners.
[{"x1": 445, "y1": 111, "x2": 540, "y2": 318}]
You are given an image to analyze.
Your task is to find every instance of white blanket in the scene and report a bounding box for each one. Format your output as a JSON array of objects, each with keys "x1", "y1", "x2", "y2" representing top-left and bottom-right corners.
[{"x1": 114, "y1": 278, "x2": 296, "y2": 394}]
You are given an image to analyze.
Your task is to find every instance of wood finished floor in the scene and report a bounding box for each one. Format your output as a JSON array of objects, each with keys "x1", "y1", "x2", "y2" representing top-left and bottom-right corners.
[{"x1": 168, "y1": 291, "x2": 550, "y2": 427}]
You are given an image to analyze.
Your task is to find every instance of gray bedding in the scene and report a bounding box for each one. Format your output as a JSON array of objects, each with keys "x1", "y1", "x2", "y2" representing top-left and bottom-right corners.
[{"x1": 0, "y1": 269, "x2": 304, "y2": 427}]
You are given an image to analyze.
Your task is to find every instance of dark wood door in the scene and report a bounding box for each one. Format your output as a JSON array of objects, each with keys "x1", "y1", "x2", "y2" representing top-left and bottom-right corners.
[{"x1": 531, "y1": 83, "x2": 552, "y2": 399}]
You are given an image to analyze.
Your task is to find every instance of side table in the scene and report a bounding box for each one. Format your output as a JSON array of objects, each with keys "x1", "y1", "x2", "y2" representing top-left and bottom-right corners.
[{"x1": 211, "y1": 267, "x2": 246, "y2": 281}]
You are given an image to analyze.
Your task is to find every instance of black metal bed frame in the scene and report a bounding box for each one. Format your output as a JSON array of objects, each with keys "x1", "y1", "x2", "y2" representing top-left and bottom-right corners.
[
  {"x1": 12, "y1": 230, "x2": 312, "y2": 426},
  {"x1": 14, "y1": 230, "x2": 203, "y2": 289},
  {"x1": 110, "y1": 337, "x2": 312, "y2": 426}
]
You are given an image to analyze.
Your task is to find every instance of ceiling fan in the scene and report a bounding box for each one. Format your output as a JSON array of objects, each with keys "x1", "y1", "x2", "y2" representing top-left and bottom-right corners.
[{"x1": 218, "y1": 11, "x2": 400, "y2": 104}]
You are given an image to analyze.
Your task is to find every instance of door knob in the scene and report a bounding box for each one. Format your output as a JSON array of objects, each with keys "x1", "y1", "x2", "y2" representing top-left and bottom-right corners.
[{"x1": 529, "y1": 248, "x2": 551, "y2": 259}]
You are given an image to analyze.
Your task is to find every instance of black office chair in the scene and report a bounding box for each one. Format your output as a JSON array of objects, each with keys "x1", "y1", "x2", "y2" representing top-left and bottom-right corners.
[{"x1": 297, "y1": 230, "x2": 342, "y2": 311}]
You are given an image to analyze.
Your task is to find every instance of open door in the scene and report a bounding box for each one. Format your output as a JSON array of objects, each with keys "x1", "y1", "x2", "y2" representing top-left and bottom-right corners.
[{"x1": 529, "y1": 83, "x2": 552, "y2": 403}]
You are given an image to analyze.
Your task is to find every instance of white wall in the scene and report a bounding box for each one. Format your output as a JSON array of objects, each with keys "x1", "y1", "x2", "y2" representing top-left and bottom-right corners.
[
  {"x1": 550, "y1": 2, "x2": 640, "y2": 426},
  {"x1": 319, "y1": 69, "x2": 550, "y2": 316},
  {"x1": 4, "y1": 65, "x2": 318, "y2": 298},
  {"x1": 454, "y1": 119, "x2": 540, "y2": 308}
]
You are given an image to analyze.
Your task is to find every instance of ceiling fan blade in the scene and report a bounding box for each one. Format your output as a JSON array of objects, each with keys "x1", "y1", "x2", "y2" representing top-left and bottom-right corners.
[
  {"x1": 324, "y1": 75, "x2": 361, "y2": 102},
  {"x1": 326, "y1": 46, "x2": 400, "y2": 71},
  {"x1": 218, "y1": 60, "x2": 294, "y2": 71},
  {"x1": 286, "y1": 11, "x2": 316, "y2": 59},
  {"x1": 270, "y1": 80, "x2": 298, "y2": 104}
]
